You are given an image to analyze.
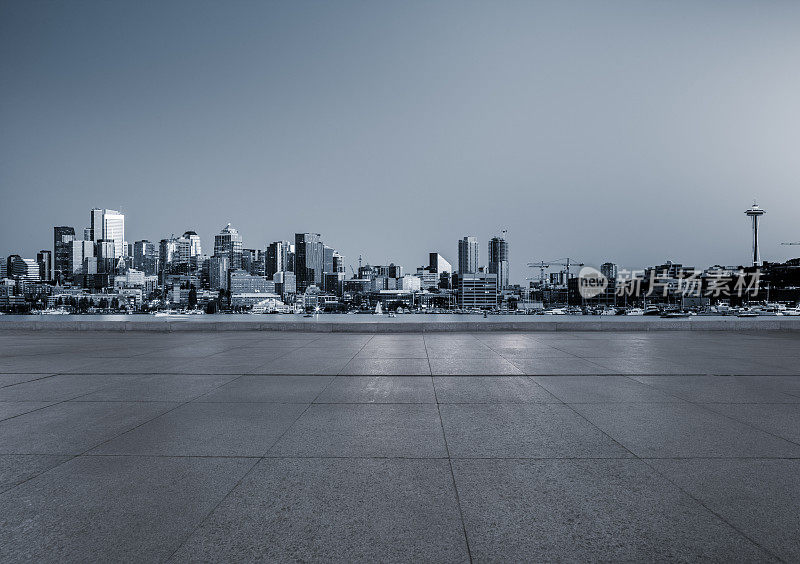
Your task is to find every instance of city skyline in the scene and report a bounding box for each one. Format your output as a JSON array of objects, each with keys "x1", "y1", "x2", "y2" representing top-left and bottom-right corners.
[{"x1": 2, "y1": 1, "x2": 800, "y2": 273}]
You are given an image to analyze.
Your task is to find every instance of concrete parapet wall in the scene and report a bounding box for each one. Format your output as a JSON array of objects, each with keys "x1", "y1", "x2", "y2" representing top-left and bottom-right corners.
[{"x1": 1, "y1": 316, "x2": 799, "y2": 332}]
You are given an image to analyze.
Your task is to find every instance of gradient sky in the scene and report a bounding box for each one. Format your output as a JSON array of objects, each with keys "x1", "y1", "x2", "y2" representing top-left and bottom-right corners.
[{"x1": 2, "y1": 0, "x2": 800, "y2": 282}]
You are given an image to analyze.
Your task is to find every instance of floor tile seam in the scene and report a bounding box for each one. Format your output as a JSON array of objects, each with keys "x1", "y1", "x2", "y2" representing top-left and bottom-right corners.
[
  {"x1": 637, "y1": 457, "x2": 786, "y2": 562},
  {"x1": 246, "y1": 336, "x2": 329, "y2": 374},
  {"x1": 71, "y1": 373, "x2": 251, "y2": 462},
  {"x1": 431, "y1": 371, "x2": 473, "y2": 564},
  {"x1": 0, "y1": 378, "x2": 169, "y2": 494},
  {"x1": 0, "y1": 373, "x2": 60, "y2": 389},
  {"x1": 3, "y1": 453, "x2": 799, "y2": 461},
  {"x1": 621, "y1": 376, "x2": 800, "y2": 449},
  {"x1": 696, "y1": 402, "x2": 800, "y2": 450},
  {"x1": 422, "y1": 334, "x2": 434, "y2": 377},
  {"x1": 335, "y1": 334, "x2": 377, "y2": 376},
  {"x1": 161, "y1": 362, "x2": 336, "y2": 561},
  {"x1": 465, "y1": 339, "x2": 527, "y2": 376},
  {"x1": 0, "y1": 380, "x2": 119, "y2": 422},
  {"x1": 557, "y1": 396, "x2": 644, "y2": 463}
]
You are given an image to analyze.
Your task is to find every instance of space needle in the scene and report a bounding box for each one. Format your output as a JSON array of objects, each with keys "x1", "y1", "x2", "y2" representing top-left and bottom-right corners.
[{"x1": 744, "y1": 201, "x2": 765, "y2": 266}]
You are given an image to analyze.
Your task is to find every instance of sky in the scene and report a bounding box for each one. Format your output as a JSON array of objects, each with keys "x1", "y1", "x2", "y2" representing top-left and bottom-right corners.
[{"x1": 2, "y1": 0, "x2": 800, "y2": 282}]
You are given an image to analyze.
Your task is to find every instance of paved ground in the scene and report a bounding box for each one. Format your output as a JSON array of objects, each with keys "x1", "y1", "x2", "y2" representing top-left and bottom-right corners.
[{"x1": 1, "y1": 330, "x2": 799, "y2": 562}]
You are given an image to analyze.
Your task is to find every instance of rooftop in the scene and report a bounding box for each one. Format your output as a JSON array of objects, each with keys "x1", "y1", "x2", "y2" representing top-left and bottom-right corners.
[{"x1": 1, "y1": 330, "x2": 799, "y2": 561}]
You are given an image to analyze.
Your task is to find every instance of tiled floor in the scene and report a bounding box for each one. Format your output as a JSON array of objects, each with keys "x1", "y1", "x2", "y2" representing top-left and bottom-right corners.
[{"x1": 1, "y1": 330, "x2": 799, "y2": 561}]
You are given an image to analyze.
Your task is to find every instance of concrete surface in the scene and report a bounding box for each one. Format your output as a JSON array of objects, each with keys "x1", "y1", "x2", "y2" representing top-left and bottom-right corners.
[{"x1": 1, "y1": 330, "x2": 799, "y2": 562}]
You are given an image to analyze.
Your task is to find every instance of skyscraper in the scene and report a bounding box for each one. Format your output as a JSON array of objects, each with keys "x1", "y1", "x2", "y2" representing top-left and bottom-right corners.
[
  {"x1": 458, "y1": 236, "x2": 479, "y2": 274},
  {"x1": 488, "y1": 236, "x2": 509, "y2": 290},
  {"x1": 266, "y1": 241, "x2": 290, "y2": 278},
  {"x1": 295, "y1": 233, "x2": 324, "y2": 291},
  {"x1": 214, "y1": 224, "x2": 243, "y2": 270},
  {"x1": 182, "y1": 231, "x2": 202, "y2": 257},
  {"x1": 133, "y1": 240, "x2": 157, "y2": 276},
  {"x1": 71, "y1": 240, "x2": 94, "y2": 275},
  {"x1": 90, "y1": 209, "x2": 125, "y2": 259},
  {"x1": 600, "y1": 262, "x2": 618, "y2": 281},
  {"x1": 429, "y1": 253, "x2": 452, "y2": 275},
  {"x1": 53, "y1": 226, "x2": 75, "y2": 282},
  {"x1": 37, "y1": 250, "x2": 52, "y2": 281}
]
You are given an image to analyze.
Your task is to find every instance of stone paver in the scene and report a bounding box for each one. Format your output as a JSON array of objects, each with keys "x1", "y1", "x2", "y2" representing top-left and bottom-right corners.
[{"x1": 0, "y1": 330, "x2": 798, "y2": 562}]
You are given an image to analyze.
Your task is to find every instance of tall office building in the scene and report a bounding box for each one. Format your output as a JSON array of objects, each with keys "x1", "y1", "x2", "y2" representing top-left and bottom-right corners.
[
  {"x1": 600, "y1": 262, "x2": 618, "y2": 281},
  {"x1": 96, "y1": 239, "x2": 117, "y2": 274},
  {"x1": 458, "y1": 236, "x2": 479, "y2": 274},
  {"x1": 183, "y1": 231, "x2": 202, "y2": 257},
  {"x1": 159, "y1": 238, "x2": 177, "y2": 274},
  {"x1": 295, "y1": 233, "x2": 324, "y2": 291},
  {"x1": 266, "y1": 241, "x2": 289, "y2": 278},
  {"x1": 214, "y1": 224, "x2": 243, "y2": 270},
  {"x1": 70, "y1": 240, "x2": 95, "y2": 275},
  {"x1": 37, "y1": 250, "x2": 52, "y2": 281},
  {"x1": 209, "y1": 255, "x2": 230, "y2": 291},
  {"x1": 323, "y1": 246, "x2": 336, "y2": 274},
  {"x1": 458, "y1": 272, "x2": 498, "y2": 309},
  {"x1": 429, "y1": 253, "x2": 452, "y2": 275},
  {"x1": 7, "y1": 256, "x2": 39, "y2": 281},
  {"x1": 133, "y1": 240, "x2": 158, "y2": 276},
  {"x1": 90, "y1": 209, "x2": 125, "y2": 259},
  {"x1": 332, "y1": 251, "x2": 345, "y2": 273},
  {"x1": 488, "y1": 236, "x2": 509, "y2": 290},
  {"x1": 53, "y1": 226, "x2": 75, "y2": 282}
]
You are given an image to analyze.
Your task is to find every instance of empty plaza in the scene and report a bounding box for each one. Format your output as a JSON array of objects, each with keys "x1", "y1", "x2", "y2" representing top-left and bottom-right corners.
[{"x1": 1, "y1": 329, "x2": 800, "y2": 562}]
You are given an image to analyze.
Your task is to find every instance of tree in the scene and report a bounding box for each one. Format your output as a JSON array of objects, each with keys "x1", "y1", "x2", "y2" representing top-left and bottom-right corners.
[
  {"x1": 188, "y1": 286, "x2": 198, "y2": 309},
  {"x1": 111, "y1": 297, "x2": 119, "y2": 310},
  {"x1": 99, "y1": 297, "x2": 109, "y2": 309}
]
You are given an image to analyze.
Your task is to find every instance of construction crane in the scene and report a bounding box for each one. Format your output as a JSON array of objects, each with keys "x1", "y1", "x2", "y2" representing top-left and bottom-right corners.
[
  {"x1": 526, "y1": 258, "x2": 584, "y2": 286},
  {"x1": 781, "y1": 242, "x2": 800, "y2": 245}
]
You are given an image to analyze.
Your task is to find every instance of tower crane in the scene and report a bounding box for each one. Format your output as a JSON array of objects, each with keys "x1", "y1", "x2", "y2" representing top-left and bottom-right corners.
[
  {"x1": 526, "y1": 258, "x2": 585, "y2": 286},
  {"x1": 781, "y1": 242, "x2": 800, "y2": 245}
]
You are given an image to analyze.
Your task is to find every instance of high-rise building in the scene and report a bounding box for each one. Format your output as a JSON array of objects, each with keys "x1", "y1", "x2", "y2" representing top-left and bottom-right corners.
[
  {"x1": 323, "y1": 246, "x2": 335, "y2": 274},
  {"x1": 241, "y1": 249, "x2": 256, "y2": 274},
  {"x1": 429, "y1": 253, "x2": 453, "y2": 275},
  {"x1": 600, "y1": 262, "x2": 618, "y2": 281},
  {"x1": 488, "y1": 236, "x2": 509, "y2": 290},
  {"x1": 209, "y1": 255, "x2": 230, "y2": 291},
  {"x1": 214, "y1": 224, "x2": 243, "y2": 270},
  {"x1": 53, "y1": 226, "x2": 75, "y2": 282},
  {"x1": 6, "y1": 255, "x2": 39, "y2": 281},
  {"x1": 37, "y1": 250, "x2": 52, "y2": 281},
  {"x1": 295, "y1": 233, "x2": 324, "y2": 291},
  {"x1": 458, "y1": 236, "x2": 479, "y2": 274},
  {"x1": 71, "y1": 240, "x2": 94, "y2": 275},
  {"x1": 266, "y1": 241, "x2": 290, "y2": 278},
  {"x1": 133, "y1": 240, "x2": 158, "y2": 276},
  {"x1": 332, "y1": 251, "x2": 345, "y2": 273},
  {"x1": 458, "y1": 272, "x2": 498, "y2": 309},
  {"x1": 96, "y1": 239, "x2": 117, "y2": 274},
  {"x1": 182, "y1": 231, "x2": 202, "y2": 257},
  {"x1": 90, "y1": 209, "x2": 125, "y2": 259},
  {"x1": 159, "y1": 237, "x2": 177, "y2": 274}
]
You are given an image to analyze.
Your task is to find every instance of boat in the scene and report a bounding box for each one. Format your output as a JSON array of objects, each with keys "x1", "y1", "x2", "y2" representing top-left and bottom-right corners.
[
  {"x1": 625, "y1": 308, "x2": 645, "y2": 316},
  {"x1": 661, "y1": 311, "x2": 691, "y2": 318},
  {"x1": 782, "y1": 307, "x2": 800, "y2": 316},
  {"x1": 737, "y1": 307, "x2": 758, "y2": 317},
  {"x1": 543, "y1": 308, "x2": 567, "y2": 315},
  {"x1": 643, "y1": 305, "x2": 661, "y2": 316}
]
